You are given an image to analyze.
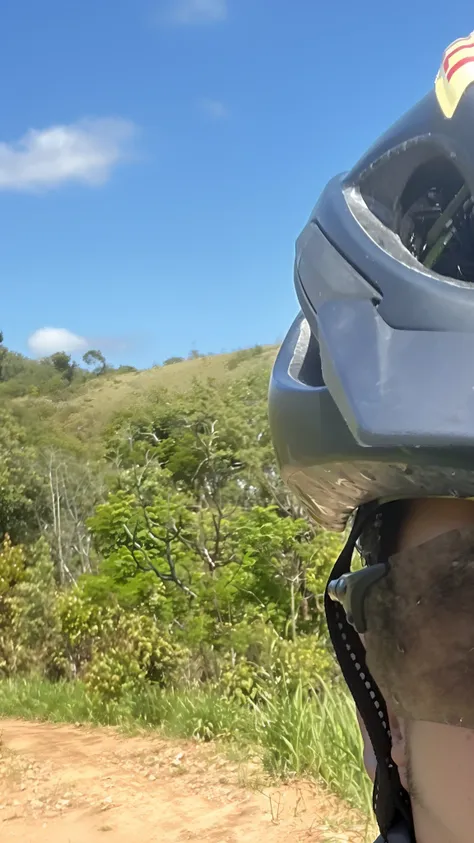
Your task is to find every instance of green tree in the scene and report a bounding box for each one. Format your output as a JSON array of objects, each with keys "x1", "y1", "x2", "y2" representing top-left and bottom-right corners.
[
  {"x1": 83, "y1": 349, "x2": 107, "y2": 375},
  {"x1": 0, "y1": 411, "x2": 48, "y2": 543},
  {"x1": 0, "y1": 350, "x2": 344, "y2": 704},
  {"x1": 49, "y1": 352, "x2": 77, "y2": 384}
]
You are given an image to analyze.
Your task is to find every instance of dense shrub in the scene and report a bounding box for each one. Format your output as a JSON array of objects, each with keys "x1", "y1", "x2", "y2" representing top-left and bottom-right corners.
[{"x1": 0, "y1": 367, "x2": 344, "y2": 717}]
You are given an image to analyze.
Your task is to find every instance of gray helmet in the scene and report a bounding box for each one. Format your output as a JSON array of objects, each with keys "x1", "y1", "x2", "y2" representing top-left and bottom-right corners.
[
  {"x1": 269, "y1": 33, "x2": 474, "y2": 843},
  {"x1": 269, "y1": 36, "x2": 474, "y2": 534}
]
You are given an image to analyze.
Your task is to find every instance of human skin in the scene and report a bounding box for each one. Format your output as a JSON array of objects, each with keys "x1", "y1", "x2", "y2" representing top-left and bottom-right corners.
[{"x1": 358, "y1": 497, "x2": 474, "y2": 843}]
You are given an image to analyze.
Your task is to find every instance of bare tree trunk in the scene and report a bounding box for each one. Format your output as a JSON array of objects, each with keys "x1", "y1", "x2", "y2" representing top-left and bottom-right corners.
[
  {"x1": 42, "y1": 450, "x2": 100, "y2": 584},
  {"x1": 290, "y1": 577, "x2": 297, "y2": 642}
]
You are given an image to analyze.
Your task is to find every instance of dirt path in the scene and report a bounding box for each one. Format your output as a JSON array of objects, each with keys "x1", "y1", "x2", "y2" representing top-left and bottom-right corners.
[{"x1": 0, "y1": 719, "x2": 368, "y2": 842}]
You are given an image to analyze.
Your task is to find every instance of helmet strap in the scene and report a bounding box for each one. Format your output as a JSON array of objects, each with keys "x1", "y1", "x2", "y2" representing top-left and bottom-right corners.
[{"x1": 324, "y1": 504, "x2": 414, "y2": 842}]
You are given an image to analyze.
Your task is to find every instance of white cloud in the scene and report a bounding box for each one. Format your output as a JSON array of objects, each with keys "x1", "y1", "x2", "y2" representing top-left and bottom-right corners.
[
  {"x1": 198, "y1": 98, "x2": 229, "y2": 119},
  {"x1": 168, "y1": 0, "x2": 227, "y2": 25},
  {"x1": 0, "y1": 118, "x2": 136, "y2": 192},
  {"x1": 28, "y1": 328, "x2": 89, "y2": 357}
]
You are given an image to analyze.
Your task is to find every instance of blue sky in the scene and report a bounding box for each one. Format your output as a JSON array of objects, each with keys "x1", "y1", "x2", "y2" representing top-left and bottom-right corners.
[{"x1": 1, "y1": 0, "x2": 474, "y2": 367}]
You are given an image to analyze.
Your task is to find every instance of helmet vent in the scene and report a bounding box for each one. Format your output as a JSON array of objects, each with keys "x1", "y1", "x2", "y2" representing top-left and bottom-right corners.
[
  {"x1": 358, "y1": 144, "x2": 474, "y2": 283},
  {"x1": 397, "y1": 156, "x2": 474, "y2": 281}
]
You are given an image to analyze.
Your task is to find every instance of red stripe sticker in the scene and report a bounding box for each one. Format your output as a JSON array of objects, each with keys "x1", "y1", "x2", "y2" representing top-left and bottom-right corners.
[
  {"x1": 446, "y1": 54, "x2": 474, "y2": 82},
  {"x1": 444, "y1": 42, "x2": 474, "y2": 73}
]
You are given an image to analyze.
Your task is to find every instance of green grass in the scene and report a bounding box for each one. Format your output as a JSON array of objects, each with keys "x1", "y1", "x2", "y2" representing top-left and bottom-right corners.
[
  {"x1": 251, "y1": 680, "x2": 372, "y2": 811},
  {"x1": 0, "y1": 677, "x2": 372, "y2": 815}
]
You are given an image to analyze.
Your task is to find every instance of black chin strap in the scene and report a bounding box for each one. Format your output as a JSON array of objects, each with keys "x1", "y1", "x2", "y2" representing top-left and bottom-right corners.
[{"x1": 324, "y1": 506, "x2": 414, "y2": 843}]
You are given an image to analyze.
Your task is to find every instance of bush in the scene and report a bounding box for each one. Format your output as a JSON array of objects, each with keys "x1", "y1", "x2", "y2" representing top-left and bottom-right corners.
[
  {"x1": 58, "y1": 582, "x2": 188, "y2": 700},
  {"x1": 84, "y1": 612, "x2": 187, "y2": 702},
  {"x1": 226, "y1": 345, "x2": 264, "y2": 371},
  {"x1": 115, "y1": 365, "x2": 138, "y2": 375},
  {"x1": 216, "y1": 628, "x2": 336, "y2": 704},
  {"x1": 219, "y1": 657, "x2": 270, "y2": 703},
  {"x1": 163, "y1": 356, "x2": 184, "y2": 366},
  {"x1": 275, "y1": 634, "x2": 337, "y2": 693},
  {"x1": 0, "y1": 537, "x2": 62, "y2": 678}
]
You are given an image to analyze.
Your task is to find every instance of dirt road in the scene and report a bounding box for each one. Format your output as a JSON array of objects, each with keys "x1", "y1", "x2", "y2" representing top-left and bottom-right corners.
[{"x1": 0, "y1": 719, "x2": 368, "y2": 842}]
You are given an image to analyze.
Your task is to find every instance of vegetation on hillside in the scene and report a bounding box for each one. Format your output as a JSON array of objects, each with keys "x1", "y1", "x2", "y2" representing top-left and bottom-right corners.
[{"x1": 0, "y1": 333, "x2": 368, "y2": 811}]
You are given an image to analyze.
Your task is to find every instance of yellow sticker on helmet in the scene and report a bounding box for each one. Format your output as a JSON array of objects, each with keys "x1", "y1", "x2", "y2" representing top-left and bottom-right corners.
[{"x1": 435, "y1": 32, "x2": 474, "y2": 118}]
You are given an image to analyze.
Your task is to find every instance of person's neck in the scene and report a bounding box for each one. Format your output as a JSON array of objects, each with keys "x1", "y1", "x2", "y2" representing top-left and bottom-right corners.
[{"x1": 413, "y1": 804, "x2": 458, "y2": 843}]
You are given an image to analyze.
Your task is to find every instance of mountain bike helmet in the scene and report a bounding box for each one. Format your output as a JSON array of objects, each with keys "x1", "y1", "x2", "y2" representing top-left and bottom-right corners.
[{"x1": 269, "y1": 32, "x2": 474, "y2": 843}]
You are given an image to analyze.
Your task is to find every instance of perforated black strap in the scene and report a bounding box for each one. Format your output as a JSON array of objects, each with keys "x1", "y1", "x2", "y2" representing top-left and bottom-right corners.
[{"x1": 324, "y1": 506, "x2": 414, "y2": 842}]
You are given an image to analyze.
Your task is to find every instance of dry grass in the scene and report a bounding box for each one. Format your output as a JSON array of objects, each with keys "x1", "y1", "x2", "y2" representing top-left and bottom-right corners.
[{"x1": 12, "y1": 346, "x2": 277, "y2": 442}]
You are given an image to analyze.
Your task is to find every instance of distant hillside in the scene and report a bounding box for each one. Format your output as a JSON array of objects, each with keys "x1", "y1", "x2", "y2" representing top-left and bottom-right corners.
[{"x1": 1, "y1": 345, "x2": 277, "y2": 451}]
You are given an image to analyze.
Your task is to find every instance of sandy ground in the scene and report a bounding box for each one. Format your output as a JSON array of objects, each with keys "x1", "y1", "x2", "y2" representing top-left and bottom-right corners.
[{"x1": 0, "y1": 719, "x2": 369, "y2": 842}]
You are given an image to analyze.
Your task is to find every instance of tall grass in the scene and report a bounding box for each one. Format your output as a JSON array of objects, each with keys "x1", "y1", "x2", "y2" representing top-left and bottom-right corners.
[
  {"x1": 251, "y1": 679, "x2": 372, "y2": 812},
  {"x1": 0, "y1": 677, "x2": 371, "y2": 815}
]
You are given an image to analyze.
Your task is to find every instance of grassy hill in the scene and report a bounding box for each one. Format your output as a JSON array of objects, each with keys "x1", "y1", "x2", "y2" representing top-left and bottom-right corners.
[{"x1": 3, "y1": 345, "x2": 278, "y2": 450}]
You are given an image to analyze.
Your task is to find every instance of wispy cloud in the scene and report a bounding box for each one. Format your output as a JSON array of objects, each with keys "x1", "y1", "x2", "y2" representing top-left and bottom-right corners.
[
  {"x1": 28, "y1": 328, "x2": 88, "y2": 357},
  {"x1": 167, "y1": 0, "x2": 227, "y2": 25},
  {"x1": 0, "y1": 118, "x2": 137, "y2": 192},
  {"x1": 197, "y1": 98, "x2": 229, "y2": 120}
]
